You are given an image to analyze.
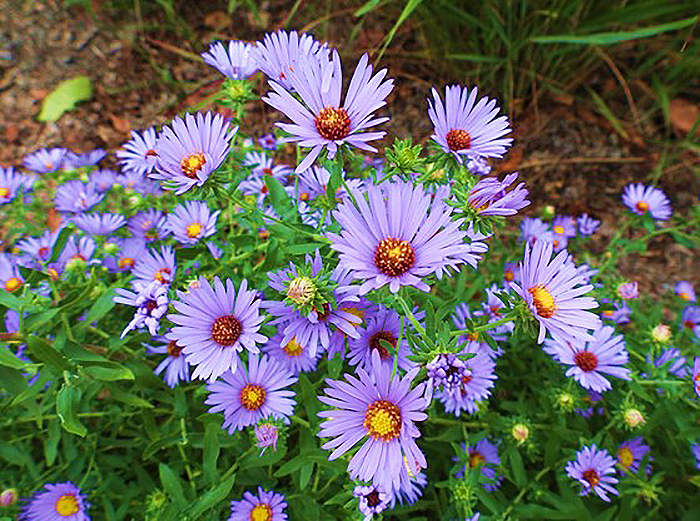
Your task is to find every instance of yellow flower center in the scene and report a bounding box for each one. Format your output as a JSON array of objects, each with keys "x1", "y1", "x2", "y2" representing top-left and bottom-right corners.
[
  {"x1": 0, "y1": 187, "x2": 10, "y2": 198},
  {"x1": 469, "y1": 451, "x2": 485, "y2": 469},
  {"x1": 4, "y1": 277, "x2": 22, "y2": 293},
  {"x1": 249, "y1": 503, "x2": 273, "y2": 521},
  {"x1": 119, "y1": 257, "x2": 135, "y2": 269},
  {"x1": 240, "y1": 384, "x2": 267, "y2": 411},
  {"x1": 635, "y1": 201, "x2": 649, "y2": 213},
  {"x1": 618, "y1": 447, "x2": 634, "y2": 468},
  {"x1": 283, "y1": 338, "x2": 304, "y2": 357},
  {"x1": 374, "y1": 238, "x2": 415, "y2": 277},
  {"x1": 186, "y1": 222, "x2": 203, "y2": 238},
  {"x1": 504, "y1": 271, "x2": 514, "y2": 282},
  {"x1": 528, "y1": 285, "x2": 556, "y2": 318},
  {"x1": 363, "y1": 400, "x2": 401, "y2": 441},
  {"x1": 180, "y1": 152, "x2": 206, "y2": 179},
  {"x1": 680, "y1": 292, "x2": 691, "y2": 301},
  {"x1": 553, "y1": 225, "x2": 565, "y2": 235},
  {"x1": 55, "y1": 494, "x2": 79, "y2": 516},
  {"x1": 154, "y1": 268, "x2": 171, "y2": 283},
  {"x1": 314, "y1": 106, "x2": 351, "y2": 141}
]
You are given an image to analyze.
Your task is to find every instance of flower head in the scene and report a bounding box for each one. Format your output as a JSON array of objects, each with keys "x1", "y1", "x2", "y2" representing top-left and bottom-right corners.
[
  {"x1": 202, "y1": 40, "x2": 258, "y2": 79},
  {"x1": 467, "y1": 172, "x2": 530, "y2": 216},
  {"x1": 675, "y1": 281, "x2": 696, "y2": 302},
  {"x1": 114, "y1": 280, "x2": 170, "y2": 338},
  {"x1": 456, "y1": 439, "x2": 502, "y2": 491},
  {"x1": 150, "y1": 112, "x2": 237, "y2": 194},
  {"x1": 693, "y1": 357, "x2": 700, "y2": 398},
  {"x1": 436, "y1": 347, "x2": 497, "y2": 416},
  {"x1": 261, "y1": 330, "x2": 319, "y2": 374},
  {"x1": 116, "y1": 128, "x2": 158, "y2": 175},
  {"x1": 601, "y1": 301, "x2": 632, "y2": 324},
  {"x1": 519, "y1": 217, "x2": 549, "y2": 246},
  {"x1": 168, "y1": 277, "x2": 267, "y2": 381},
  {"x1": 64, "y1": 149, "x2": 106, "y2": 168},
  {"x1": 617, "y1": 437, "x2": 651, "y2": 474},
  {"x1": 132, "y1": 245, "x2": 176, "y2": 287},
  {"x1": 205, "y1": 353, "x2": 296, "y2": 432},
  {"x1": 128, "y1": 209, "x2": 170, "y2": 242},
  {"x1": 103, "y1": 238, "x2": 147, "y2": 273},
  {"x1": 228, "y1": 487, "x2": 288, "y2": 521},
  {"x1": 54, "y1": 180, "x2": 104, "y2": 213},
  {"x1": 145, "y1": 336, "x2": 191, "y2": 388},
  {"x1": 0, "y1": 253, "x2": 24, "y2": 293},
  {"x1": 622, "y1": 183, "x2": 672, "y2": 220},
  {"x1": 428, "y1": 85, "x2": 512, "y2": 163},
  {"x1": 578, "y1": 213, "x2": 600, "y2": 236},
  {"x1": 166, "y1": 200, "x2": 219, "y2": 245},
  {"x1": 16, "y1": 229, "x2": 61, "y2": 265},
  {"x1": 254, "y1": 422, "x2": 280, "y2": 454},
  {"x1": 57, "y1": 236, "x2": 96, "y2": 271},
  {"x1": 566, "y1": 444, "x2": 618, "y2": 501},
  {"x1": 88, "y1": 169, "x2": 117, "y2": 193},
  {"x1": 72, "y1": 213, "x2": 126, "y2": 235},
  {"x1": 262, "y1": 51, "x2": 393, "y2": 172},
  {"x1": 318, "y1": 350, "x2": 428, "y2": 488},
  {"x1": 353, "y1": 484, "x2": 390, "y2": 520},
  {"x1": 258, "y1": 133, "x2": 277, "y2": 150},
  {"x1": 0, "y1": 167, "x2": 31, "y2": 204},
  {"x1": 19, "y1": 481, "x2": 90, "y2": 520},
  {"x1": 617, "y1": 281, "x2": 639, "y2": 300},
  {"x1": 23, "y1": 148, "x2": 68, "y2": 173}
]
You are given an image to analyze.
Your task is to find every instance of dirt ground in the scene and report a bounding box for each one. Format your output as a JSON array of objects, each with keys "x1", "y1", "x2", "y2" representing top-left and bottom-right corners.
[{"x1": 2, "y1": 0, "x2": 698, "y2": 293}]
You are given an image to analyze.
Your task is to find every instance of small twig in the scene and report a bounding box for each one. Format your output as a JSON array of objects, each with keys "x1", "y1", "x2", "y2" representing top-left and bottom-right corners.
[
  {"x1": 596, "y1": 47, "x2": 642, "y2": 134},
  {"x1": 145, "y1": 37, "x2": 203, "y2": 63},
  {"x1": 518, "y1": 156, "x2": 648, "y2": 169}
]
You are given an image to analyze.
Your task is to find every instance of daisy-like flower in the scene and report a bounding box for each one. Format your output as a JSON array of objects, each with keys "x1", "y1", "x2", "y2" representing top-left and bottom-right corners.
[
  {"x1": 103, "y1": 238, "x2": 147, "y2": 273},
  {"x1": 166, "y1": 200, "x2": 219, "y2": 245},
  {"x1": 128, "y1": 209, "x2": 170, "y2": 242},
  {"x1": 54, "y1": 180, "x2": 105, "y2": 213},
  {"x1": 72, "y1": 213, "x2": 126, "y2": 235},
  {"x1": 675, "y1": 281, "x2": 696, "y2": 302},
  {"x1": 681, "y1": 306, "x2": 700, "y2": 336},
  {"x1": 116, "y1": 127, "x2": 158, "y2": 175},
  {"x1": 578, "y1": 213, "x2": 601, "y2": 236},
  {"x1": 263, "y1": 51, "x2": 394, "y2": 173},
  {"x1": 622, "y1": 183, "x2": 672, "y2": 220},
  {"x1": 0, "y1": 253, "x2": 24, "y2": 293},
  {"x1": 258, "y1": 133, "x2": 277, "y2": 150},
  {"x1": 519, "y1": 217, "x2": 549, "y2": 246},
  {"x1": 64, "y1": 149, "x2": 107, "y2": 168},
  {"x1": 512, "y1": 240, "x2": 601, "y2": 344},
  {"x1": 114, "y1": 280, "x2": 169, "y2": 338},
  {"x1": 131, "y1": 245, "x2": 176, "y2": 287},
  {"x1": 23, "y1": 147, "x2": 68, "y2": 173},
  {"x1": 57, "y1": 236, "x2": 96, "y2": 270},
  {"x1": 456, "y1": 439, "x2": 502, "y2": 491},
  {"x1": 437, "y1": 348, "x2": 497, "y2": 416},
  {"x1": 503, "y1": 261, "x2": 520, "y2": 286},
  {"x1": 296, "y1": 166, "x2": 362, "y2": 204},
  {"x1": 254, "y1": 30, "x2": 329, "y2": 91},
  {"x1": 601, "y1": 301, "x2": 632, "y2": 324},
  {"x1": 255, "y1": 422, "x2": 279, "y2": 454},
  {"x1": 201, "y1": 40, "x2": 258, "y2": 79},
  {"x1": 692, "y1": 444, "x2": 700, "y2": 470},
  {"x1": 16, "y1": 229, "x2": 62, "y2": 264},
  {"x1": 426, "y1": 353, "x2": 470, "y2": 395},
  {"x1": 467, "y1": 172, "x2": 530, "y2": 216},
  {"x1": 88, "y1": 169, "x2": 117, "y2": 193},
  {"x1": 329, "y1": 181, "x2": 487, "y2": 294},
  {"x1": 261, "y1": 330, "x2": 319, "y2": 374},
  {"x1": 354, "y1": 484, "x2": 390, "y2": 520},
  {"x1": 693, "y1": 357, "x2": 700, "y2": 398},
  {"x1": 649, "y1": 347, "x2": 687, "y2": 378},
  {"x1": 566, "y1": 444, "x2": 619, "y2": 501},
  {"x1": 150, "y1": 112, "x2": 237, "y2": 194},
  {"x1": 617, "y1": 282, "x2": 639, "y2": 300},
  {"x1": 617, "y1": 437, "x2": 651, "y2": 474},
  {"x1": 205, "y1": 353, "x2": 296, "y2": 432},
  {"x1": 145, "y1": 336, "x2": 191, "y2": 388},
  {"x1": 428, "y1": 85, "x2": 512, "y2": 163},
  {"x1": 0, "y1": 167, "x2": 31, "y2": 204},
  {"x1": 168, "y1": 276, "x2": 267, "y2": 381},
  {"x1": 348, "y1": 305, "x2": 416, "y2": 373},
  {"x1": 19, "y1": 481, "x2": 90, "y2": 520},
  {"x1": 451, "y1": 303, "x2": 503, "y2": 358},
  {"x1": 544, "y1": 326, "x2": 631, "y2": 392},
  {"x1": 318, "y1": 350, "x2": 428, "y2": 488},
  {"x1": 389, "y1": 468, "x2": 427, "y2": 508},
  {"x1": 228, "y1": 487, "x2": 287, "y2": 521},
  {"x1": 243, "y1": 151, "x2": 291, "y2": 180},
  {"x1": 552, "y1": 215, "x2": 578, "y2": 239}
]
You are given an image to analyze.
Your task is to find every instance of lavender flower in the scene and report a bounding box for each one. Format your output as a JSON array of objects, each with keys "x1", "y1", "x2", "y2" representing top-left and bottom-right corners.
[
  {"x1": 131, "y1": 245, "x2": 177, "y2": 287},
  {"x1": 114, "y1": 280, "x2": 170, "y2": 338},
  {"x1": 0, "y1": 167, "x2": 30, "y2": 204},
  {"x1": 456, "y1": 439, "x2": 502, "y2": 491},
  {"x1": 520, "y1": 217, "x2": 549, "y2": 246},
  {"x1": 437, "y1": 348, "x2": 497, "y2": 416},
  {"x1": 166, "y1": 200, "x2": 219, "y2": 245},
  {"x1": 552, "y1": 215, "x2": 577, "y2": 239},
  {"x1": 578, "y1": 213, "x2": 600, "y2": 236},
  {"x1": 353, "y1": 484, "x2": 390, "y2": 520},
  {"x1": 128, "y1": 209, "x2": 170, "y2": 242},
  {"x1": 228, "y1": 487, "x2": 288, "y2": 521},
  {"x1": 675, "y1": 281, "x2": 696, "y2": 302},
  {"x1": 468, "y1": 172, "x2": 530, "y2": 216},
  {"x1": 622, "y1": 183, "x2": 672, "y2": 220},
  {"x1": 617, "y1": 437, "x2": 651, "y2": 474},
  {"x1": 258, "y1": 133, "x2": 277, "y2": 150},
  {"x1": 254, "y1": 423, "x2": 279, "y2": 454},
  {"x1": 201, "y1": 40, "x2": 258, "y2": 79},
  {"x1": 601, "y1": 301, "x2": 632, "y2": 324},
  {"x1": 116, "y1": 127, "x2": 158, "y2": 175},
  {"x1": 72, "y1": 213, "x2": 126, "y2": 235},
  {"x1": 64, "y1": 149, "x2": 106, "y2": 168},
  {"x1": 54, "y1": 180, "x2": 105, "y2": 213},
  {"x1": 145, "y1": 337, "x2": 191, "y2": 388},
  {"x1": 103, "y1": 238, "x2": 147, "y2": 273},
  {"x1": 261, "y1": 330, "x2": 319, "y2": 374},
  {"x1": 0, "y1": 253, "x2": 24, "y2": 293},
  {"x1": 88, "y1": 169, "x2": 117, "y2": 193},
  {"x1": 566, "y1": 444, "x2": 618, "y2": 501},
  {"x1": 23, "y1": 148, "x2": 68, "y2": 173},
  {"x1": 19, "y1": 481, "x2": 90, "y2": 520},
  {"x1": 694, "y1": 358, "x2": 700, "y2": 398},
  {"x1": 16, "y1": 229, "x2": 61, "y2": 264},
  {"x1": 617, "y1": 282, "x2": 639, "y2": 300}
]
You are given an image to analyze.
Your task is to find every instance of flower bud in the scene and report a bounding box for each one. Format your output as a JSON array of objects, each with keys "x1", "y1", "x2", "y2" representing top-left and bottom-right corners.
[
  {"x1": 623, "y1": 408, "x2": 645, "y2": 428},
  {"x1": 541, "y1": 205, "x2": 555, "y2": 219},
  {"x1": 286, "y1": 276, "x2": 316, "y2": 306},
  {"x1": 511, "y1": 423, "x2": 530, "y2": 444},
  {"x1": 102, "y1": 242, "x2": 120, "y2": 255},
  {"x1": 557, "y1": 392, "x2": 575, "y2": 411},
  {"x1": 651, "y1": 324, "x2": 672, "y2": 343},
  {"x1": 0, "y1": 488, "x2": 17, "y2": 506},
  {"x1": 254, "y1": 423, "x2": 279, "y2": 455}
]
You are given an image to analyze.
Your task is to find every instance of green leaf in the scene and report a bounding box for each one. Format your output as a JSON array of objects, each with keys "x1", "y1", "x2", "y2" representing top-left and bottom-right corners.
[
  {"x1": 186, "y1": 475, "x2": 236, "y2": 519},
  {"x1": 48, "y1": 227, "x2": 72, "y2": 263},
  {"x1": 82, "y1": 288, "x2": 117, "y2": 325},
  {"x1": 159, "y1": 463, "x2": 187, "y2": 510},
  {"x1": 56, "y1": 385, "x2": 88, "y2": 437},
  {"x1": 105, "y1": 384, "x2": 154, "y2": 409},
  {"x1": 300, "y1": 461, "x2": 314, "y2": 489},
  {"x1": 0, "y1": 290, "x2": 23, "y2": 310},
  {"x1": 38, "y1": 76, "x2": 93, "y2": 122},
  {"x1": 0, "y1": 366, "x2": 27, "y2": 394},
  {"x1": 82, "y1": 363, "x2": 134, "y2": 381},
  {"x1": 24, "y1": 308, "x2": 60, "y2": 332},
  {"x1": 44, "y1": 419, "x2": 62, "y2": 465},
  {"x1": 203, "y1": 422, "x2": 221, "y2": 485},
  {"x1": 26, "y1": 335, "x2": 71, "y2": 372},
  {"x1": 0, "y1": 346, "x2": 33, "y2": 369},
  {"x1": 508, "y1": 446, "x2": 527, "y2": 487},
  {"x1": 265, "y1": 176, "x2": 295, "y2": 217}
]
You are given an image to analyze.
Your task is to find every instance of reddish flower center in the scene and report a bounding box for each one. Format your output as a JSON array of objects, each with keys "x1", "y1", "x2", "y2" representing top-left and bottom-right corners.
[
  {"x1": 369, "y1": 331, "x2": 396, "y2": 360},
  {"x1": 262, "y1": 167, "x2": 273, "y2": 175},
  {"x1": 635, "y1": 201, "x2": 649, "y2": 213},
  {"x1": 315, "y1": 106, "x2": 351, "y2": 141},
  {"x1": 363, "y1": 400, "x2": 401, "y2": 441},
  {"x1": 167, "y1": 340, "x2": 182, "y2": 358},
  {"x1": 365, "y1": 490, "x2": 381, "y2": 507},
  {"x1": 374, "y1": 238, "x2": 415, "y2": 277},
  {"x1": 582, "y1": 469, "x2": 600, "y2": 487},
  {"x1": 145, "y1": 149, "x2": 158, "y2": 158},
  {"x1": 504, "y1": 270, "x2": 514, "y2": 282},
  {"x1": 469, "y1": 451, "x2": 485, "y2": 468},
  {"x1": 240, "y1": 384, "x2": 267, "y2": 411},
  {"x1": 180, "y1": 152, "x2": 206, "y2": 179},
  {"x1": 119, "y1": 257, "x2": 135, "y2": 269},
  {"x1": 574, "y1": 350, "x2": 598, "y2": 372},
  {"x1": 38, "y1": 246, "x2": 50, "y2": 260},
  {"x1": 154, "y1": 268, "x2": 171, "y2": 283},
  {"x1": 684, "y1": 320, "x2": 695, "y2": 330},
  {"x1": 144, "y1": 300, "x2": 158, "y2": 313},
  {"x1": 528, "y1": 285, "x2": 556, "y2": 318},
  {"x1": 55, "y1": 494, "x2": 79, "y2": 516},
  {"x1": 4, "y1": 277, "x2": 22, "y2": 293},
  {"x1": 211, "y1": 315, "x2": 242, "y2": 346},
  {"x1": 446, "y1": 128, "x2": 471, "y2": 151}
]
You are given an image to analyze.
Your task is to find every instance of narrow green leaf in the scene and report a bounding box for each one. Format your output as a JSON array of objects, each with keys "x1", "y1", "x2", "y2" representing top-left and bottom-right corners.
[
  {"x1": 158, "y1": 463, "x2": 187, "y2": 510},
  {"x1": 44, "y1": 419, "x2": 61, "y2": 465},
  {"x1": 203, "y1": 422, "x2": 221, "y2": 485},
  {"x1": 508, "y1": 446, "x2": 527, "y2": 487},
  {"x1": 300, "y1": 461, "x2": 314, "y2": 489},
  {"x1": 265, "y1": 176, "x2": 295, "y2": 217},
  {"x1": 105, "y1": 384, "x2": 154, "y2": 409},
  {"x1": 82, "y1": 363, "x2": 134, "y2": 381},
  {"x1": 0, "y1": 366, "x2": 27, "y2": 394},
  {"x1": 48, "y1": 227, "x2": 72, "y2": 263},
  {"x1": 56, "y1": 385, "x2": 87, "y2": 437},
  {"x1": 0, "y1": 290, "x2": 23, "y2": 310},
  {"x1": 26, "y1": 335, "x2": 71, "y2": 372},
  {"x1": 354, "y1": 0, "x2": 382, "y2": 17},
  {"x1": 186, "y1": 475, "x2": 236, "y2": 519},
  {"x1": 38, "y1": 76, "x2": 93, "y2": 122},
  {"x1": 24, "y1": 308, "x2": 60, "y2": 332},
  {"x1": 82, "y1": 287, "x2": 117, "y2": 325},
  {"x1": 0, "y1": 346, "x2": 32, "y2": 369}
]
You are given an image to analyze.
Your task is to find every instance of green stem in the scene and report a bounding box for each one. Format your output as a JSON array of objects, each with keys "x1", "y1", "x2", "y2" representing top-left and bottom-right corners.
[
  {"x1": 290, "y1": 415, "x2": 311, "y2": 429},
  {"x1": 395, "y1": 295, "x2": 426, "y2": 336},
  {"x1": 451, "y1": 311, "x2": 518, "y2": 337},
  {"x1": 638, "y1": 379, "x2": 686, "y2": 385}
]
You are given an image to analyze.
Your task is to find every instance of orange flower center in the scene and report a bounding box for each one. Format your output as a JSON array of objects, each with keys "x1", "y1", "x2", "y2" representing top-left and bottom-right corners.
[
  {"x1": 186, "y1": 222, "x2": 203, "y2": 238},
  {"x1": 635, "y1": 201, "x2": 649, "y2": 213},
  {"x1": 445, "y1": 128, "x2": 471, "y2": 151},
  {"x1": 211, "y1": 315, "x2": 242, "y2": 346},
  {"x1": 363, "y1": 400, "x2": 401, "y2": 441},
  {"x1": 469, "y1": 451, "x2": 485, "y2": 468},
  {"x1": 240, "y1": 384, "x2": 267, "y2": 411},
  {"x1": 574, "y1": 350, "x2": 598, "y2": 372},
  {"x1": 4, "y1": 277, "x2": 22, "y2": 293},
  {"x1": 582, "y1": 469, "x2": 600, "y2": 487},
  {"x1": 528, "y1": 285, "x2": 556, "y2": 318},
  {"x1": 315, "y1": 106, "x2": 351, "y2": 141},
  {"x1": 119, "y1": 257, "x2": 135, "y2": 269},
  {"x1": 167, "y1": 340, "x2": 183, "y2": 358},
  {"x1": 283, "y1": 338, "x2": 304, "y2": 357},
  {"x1": 374, "y1": 238, "x2": 415, "y2": 277},
  {"x1": 55, "y1": 494, "x2": 79, "y2": 516},
  {"x1": 0, "y1": 187, "x2": 10, "y2": 198},
  {"x1": 180, "y1": 152, "x2": 206, "y2": 179},
  {"x1": 154, "y1": 268, "x2": 171, "y2": 283},
  {"x1": 249, "y1": 503, "x2": 273, "y2": 521},
  {"x1": 553, "y1": 225, "x2": 565, "y2": 235}
]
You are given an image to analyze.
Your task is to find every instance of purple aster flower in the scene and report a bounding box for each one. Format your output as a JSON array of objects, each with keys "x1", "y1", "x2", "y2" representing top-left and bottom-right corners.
[
  {"x1": 451, "y1": 303, "x2": 502, "y2": 358},
  {"x1": 428, "y1": 85, "x2": 512, "y2": 163},
  {"x1": 648, "y1": 347, "x2": 687, "y2": 378},
  {"x1": 437, "y1": 348, "x2": 497, "y2": 416},
  {"x1": 566, "y1": 444, "x2": 618, "y2": 501},
  {"x1": 133, "y1": 177, "x2": 164, "y2": 197},
  {"x1": 258, "y1": 133, "x2": 277, "y2": 150},
  {"x1": 54, "y1": 180, "x2": 105, "y2": 213},
  {"x1": 353, "y1": 484, "x2": 390, "y2": 520},
  {"x1": 264, "y1": 250, "x2": 362, "y2": 357},
  {"x1": 466, "y1": 514, "x2": 481, "y2": 521},
  {"x1": 165, "y1": 200, "x2": 219, "y2": 245},
  {"x1": 622, "y1": 183, "x2": 672, "y2": 220},
  {"x1": 103, "y1": 238, "x2": 147, "y2": 273},
  {"x1": 578, "y1": 213, "x2": 601, "y2": 236},
  {"x1": 681, "y1": 306, "x2": 700, "y2": 336},
  {"x1": 692, "y1": 444, "x2": 700, "y2": 470},
  {"x1": 617, "y1": 281, "x2": 639, "y2": 300},
  {"x1": 228, "y1": 487, "x2": 287, "y2": 521},
  {"x1": 205, "y1": 353, "x2": 296, "y2": 432},
  {"x1": 694, "y1": 357, "x2": 700, "y2": 398},
  {"x1": 601, "y1": 301, "x2": 632, "y2": 324},
  {"x1": 456, "y1": 439, "x2": 502, "y2": 491},
  {"x1": 128, "y1": 209, "x2": 170, "y2": 242},
  {"x1": 114, "y1": 280, "x2": 169, "y2": 338},
  {"x1": 23, "y1": 147, "x2": 68, "y2": 173},
  {"x1": 145, "y1": 336, "x2": 191, "y2": 388},
  {"x1": 544, "y1": 326, "x2": 631, "y2": 393},
  {"x1": 261, "y1": 330, "x2": 319, "y2": 374},
  {"x1": 296, "y1": 166, "x2": 362, "y2": 204},
  {"x1": 0, "y1": 253, "x2": 24, "y2": 293},
  {"x1": 513, "y1": 240, "x2": 601, "y2": 344},
  {"x1": 131, "y1": 245, "x2": 176, "y2": 286},
  {"x1": 329, "y1": 181, "x2": 486, "y2": 294},
  {"x1": 64, "y1": 149, "x2": 107, "y2": 168},
  {"x1": 520, "y1": 217, "x2": 549, "y2": 246},
  {"x1": 503, "y1": 261, "x2": 520, "y2": 286},
  {"x1": 57, "y1": 236, "x2": 96, "y2": 270},
  {"x1": 348, "y1": 305, "x2": 416, "y2": 373},
  {"x1": 88, "y1": 169, "x2": 117, "y2": 193},
  {"x1": 318, "y1": 350, "x2": 428, "y2": 489},
  {"x1": 16, "y1": 229, "x2": 61, "y2": 264},
  {"x1": 168, "y1": 276, "x2": 267, "y2": 381},
  {"x1": 468, "y1": 172, "x2": 530, "y2": 216},
  {"x1": 254, "y1": 30, "x2": 329, "y2": 91},
  {"x1": 389, "y1": 468, "x2": 427, "y2": 508},
  {"x1": 426, "y1": 352, "x2": 470, "y2": 395},
  {"x1": 254, "y1": 422, "x2": 279, "y2": 454},
  {"x1": 201, "y1": 40, "x2": 257, "y2": 79},
  {"x1": 150, "y1": 112, "x2": 237, "y2": 194},
  {"x1": 19, "y1": 481, "x2": 90, "y2": 520},
  {"x1": 466, "y1": 155, "x2": 491, "y2": 176},
  {"x1": 617, "y1": 437, "x2": 651, "y2": 474},
  {"x1": 576, "y1": 263, "x2": 598, "y2": 284},
  {"x1": 206, "y1": 241, "x2": 223, "y2": 259},
  {"x1": 263, "y1": 51, "x2": 393, "y2": 173},
  {"x1": 675, "y1": 281, "x2": 696, "y2": 302},
  {"x1": 116, "y1": 127, "x2": 158, "y2": 175},
  {"x1": 243, "y1": 151, "x2": 291, "y2": 180},
  {"x1": 552, "y1": 215, "x2": 578, "y2": 239},
  {"x1": 0, "y1": 167, "x2": 31, "y2": 204},
  {"x1": 72, "y1": 213, "x2": 126, "y2": 235}
]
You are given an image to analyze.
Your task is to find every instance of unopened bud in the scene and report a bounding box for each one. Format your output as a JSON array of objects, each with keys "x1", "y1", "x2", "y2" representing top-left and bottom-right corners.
[
  {"x1": 651, "y1": 324, "x2": 672, "y2": 343},
  {"x1": 557, "y1": 392, "x2": 575, "y2": 411},
  {"x1": 541, "y1": 205, "x2": 555, "y2": 219},
  {"x1": 286, "y1": 277, "x2": 316, "y2": 305},
  {"x1": 254, "y1": 423, "x2": 279, "y2": 455},
  {"x1": 0, "y1": 488, "x2": 17, "y2": 506},
  {"x1": 624, "y1": 408, "x2": 645, "y2": 428},
  {"x1": 511, "y1": 424, "x2": 530, "y2": 444}
]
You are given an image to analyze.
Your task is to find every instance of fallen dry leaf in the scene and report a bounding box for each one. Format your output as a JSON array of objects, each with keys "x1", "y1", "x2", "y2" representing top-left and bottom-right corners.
[
  {"x1": 109, "y1": 114, "x2": 131, "y2": 134},
  {"x1": 670, "y1": 98, "x2": 700, "y2": 135},
  {"x1": 204, "y1": 10, "x2": 232, "y2": 31}
]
